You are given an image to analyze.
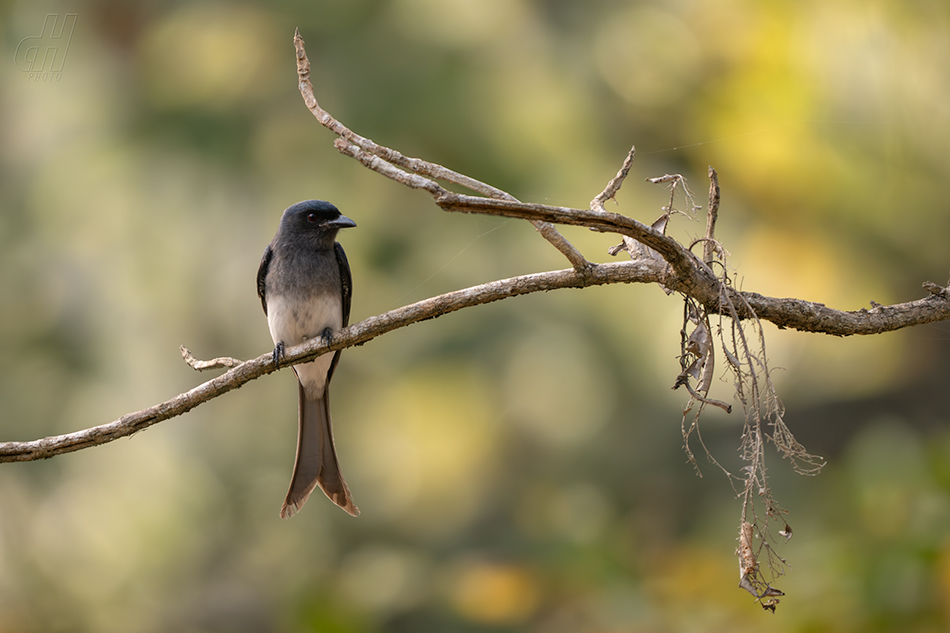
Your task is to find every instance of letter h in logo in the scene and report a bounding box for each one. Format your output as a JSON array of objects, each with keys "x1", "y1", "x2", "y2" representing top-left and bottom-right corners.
[{"x1": 15, "y1": 13, "x2": 78, "y2": 73}]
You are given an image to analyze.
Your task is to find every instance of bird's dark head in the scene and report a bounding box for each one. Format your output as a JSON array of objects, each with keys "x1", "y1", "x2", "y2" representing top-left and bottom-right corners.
[{"x1": 280, "y1": 200, "x2": 356, "y2": 245}]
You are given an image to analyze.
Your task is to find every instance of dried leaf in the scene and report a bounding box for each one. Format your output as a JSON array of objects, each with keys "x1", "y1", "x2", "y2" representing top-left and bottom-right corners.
[
  {"x1": 685, "y1": 358, "x2": 702, "y2": 381},
  {"x1": 687, "y1": 322, "x2": 710, "y2": 356},
  {"x1": 738, "y1": 572, "x2": 758, "y2": 598}
]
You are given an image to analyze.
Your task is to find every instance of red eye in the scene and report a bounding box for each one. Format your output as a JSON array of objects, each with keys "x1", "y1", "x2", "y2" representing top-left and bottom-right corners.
[{"x1": 307, "y1": 213, "x2": 319, "y2": 223}]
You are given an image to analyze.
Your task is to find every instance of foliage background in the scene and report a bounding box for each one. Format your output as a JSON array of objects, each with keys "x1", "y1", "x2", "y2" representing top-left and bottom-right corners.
[{"x1": 2, "y1": 0, "x2": 950, "y2": 631}]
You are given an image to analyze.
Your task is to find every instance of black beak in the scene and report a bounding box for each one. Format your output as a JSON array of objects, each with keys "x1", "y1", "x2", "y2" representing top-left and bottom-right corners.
[{"x1": 325, "y1": 215, "x2": 357, "y2": 229}]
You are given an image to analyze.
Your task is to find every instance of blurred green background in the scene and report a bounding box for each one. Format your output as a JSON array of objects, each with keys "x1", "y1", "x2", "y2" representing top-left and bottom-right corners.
[{"x1": 2, "y1": 0, "x2": 950, "y2": 631}]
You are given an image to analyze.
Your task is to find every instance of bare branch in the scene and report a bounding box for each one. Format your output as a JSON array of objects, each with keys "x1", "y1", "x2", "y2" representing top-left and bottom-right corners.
[
  {"x1": 0, "y1": 261, "x2": 662, "y2": 463},
  {"x1": 292, "y1": 30, "x2": 950, "y2": 337},
  {"x1": 591, "y1": 145, "x2": 636, "y2": 211},
  {"x1": 294, "y1": 29, "x2": 590, "y2": 272},
  {"x1": 434, "y1": 192, "x2": 706, "y2": 285},
  {"x1": 432, "y1": 192, "x2": 950, "y2": 333},
  {"x1": 180, "y1": 346, "x2": 243, "y2": 371},
  {"x1": 740, "y1": 290, "x2": 950, "y2": 335},
  {"x1": 683, "y1": 382, "x2": 733, "y2": 414},
  {"x1": 704, "y1": 166, "x2": 721, "y2": 265}
]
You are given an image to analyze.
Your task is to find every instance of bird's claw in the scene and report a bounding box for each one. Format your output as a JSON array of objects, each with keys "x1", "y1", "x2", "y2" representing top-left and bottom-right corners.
[{"x1": 272, "y1": 342, "x2": 285, "y2": 368}]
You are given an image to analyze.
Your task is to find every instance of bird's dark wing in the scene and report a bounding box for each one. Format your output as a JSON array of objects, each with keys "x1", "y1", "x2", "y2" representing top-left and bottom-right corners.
[
  {"x1": 256, "y1": 244, "x2": 273, "y2": 315},
  {"x1": 335, "y1": 242, "x2": 352, "y2": 327},
  {"x1": 327, "y1": 242, "x2": 352, "y2": 383}
]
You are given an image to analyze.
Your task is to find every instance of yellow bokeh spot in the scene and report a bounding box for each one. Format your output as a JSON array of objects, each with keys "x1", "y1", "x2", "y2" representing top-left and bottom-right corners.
[
  {"x1": 594, "y1": 6, "x2": 702, "y2": 107},
  {"x1": 138, "y1": 3, "x2": 281, "y2": 109},
  {"x1": 350, "y1": 366, "x2": 500, "y2": 534},
  {"x1": 448, "y1": 560, "x2": 541, "y2": 625},
  {"x1": 504, "y1": 327, "x2": 615, "y2": 448},
  {"x1": 391, "y1": 0, "x2": 530, "y2": 49},
  {"x1": 736, "y1": 225, "x2": 907, "y2": 401},
  {"x1": 739, "y1": 225, "x2": 844, "y2": 302}
]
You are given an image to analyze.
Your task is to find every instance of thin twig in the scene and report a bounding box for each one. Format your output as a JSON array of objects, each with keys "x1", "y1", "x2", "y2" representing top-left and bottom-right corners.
[
  {"x1": 684, "y1": 382, "x2": 733, "y2": 413},
  {"x1": 591, "y1": 146, "x2": 636, "y2": 211},
  {"x1": 704, "y1": 166, "x2": 721, "y2": 265},
  {"x1": 180, "y1": 346, "x2": 243, "y2": 371}
]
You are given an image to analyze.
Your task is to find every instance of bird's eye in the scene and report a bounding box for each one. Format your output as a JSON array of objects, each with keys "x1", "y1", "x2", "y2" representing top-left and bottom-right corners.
[{"x1": 307, "y1": 213, "x2": 319, "y2": 223}]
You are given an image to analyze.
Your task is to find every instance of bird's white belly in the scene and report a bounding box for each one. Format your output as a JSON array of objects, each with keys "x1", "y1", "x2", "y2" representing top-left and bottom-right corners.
[{"x1": 267, "y1": 292, "x2": 342, "y2": 397}]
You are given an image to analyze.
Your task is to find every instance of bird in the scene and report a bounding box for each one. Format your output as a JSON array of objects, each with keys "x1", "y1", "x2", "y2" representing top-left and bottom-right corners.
[{"x1": 256, "y1": 200, "x2": 359, "y2": 518}]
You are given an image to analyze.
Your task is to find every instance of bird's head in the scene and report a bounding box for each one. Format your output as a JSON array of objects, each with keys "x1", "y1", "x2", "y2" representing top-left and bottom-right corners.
[{"x1": 280, "y1": 200, "x2": 356, "y2": 246}]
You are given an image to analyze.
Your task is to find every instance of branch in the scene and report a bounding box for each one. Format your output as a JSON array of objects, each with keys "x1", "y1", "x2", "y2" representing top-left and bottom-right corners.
[
  {"x1": 2, "y1": 28, "x2": 948, "y2": 468},
  {"x1": 293, "y1": 30, "x2": 591, "y2": 273},
  {"x1": 0, "y1": 261, "x2": 661, "y2": 462},
  {"x1": 741, "y1": 289, "x2": 950, "y2": 335},
  {"x1": 432, "y1": 193, "x2": 950, "y2": 334},
  {"x1": 292, "y1": 29, "x2": 950, "y2": 333},
  {"x1": 179, "y1": 346, "x2": 242, "y2": 371},
  {"x1": 591, "y1": 145, "x2": 637, "y2": 210},
  {"x1": 433, "y1": 192, "x2": 706, "y2": 287},
  {"x1": 703, "y1": 166, "x2": 721, "y2": 266}
]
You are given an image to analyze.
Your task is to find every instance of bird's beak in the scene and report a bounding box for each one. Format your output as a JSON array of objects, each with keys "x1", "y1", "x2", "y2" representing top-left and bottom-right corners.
[{"x1": 325, "y1": 215, "x2": 357, "y2": 229}]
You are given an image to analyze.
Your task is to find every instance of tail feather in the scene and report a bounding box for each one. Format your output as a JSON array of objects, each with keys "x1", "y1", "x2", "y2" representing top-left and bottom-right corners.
[{"x1": 280, "y1": 383, "x2": 359, "y2": 518}]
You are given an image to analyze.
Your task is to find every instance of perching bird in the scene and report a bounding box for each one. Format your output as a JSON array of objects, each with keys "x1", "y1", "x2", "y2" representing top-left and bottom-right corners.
[{"x1": 256, "y1": 200, "x2": 359, "y2": 518}]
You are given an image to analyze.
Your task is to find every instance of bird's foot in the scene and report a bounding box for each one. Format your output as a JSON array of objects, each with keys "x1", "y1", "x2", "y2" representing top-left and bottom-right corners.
[
  {"x1": 321, "y1": 327, "x2": 333, "y2": 345},
  {"x1": 272, "y1": 342, "x2": 285, "y2": 368}
]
